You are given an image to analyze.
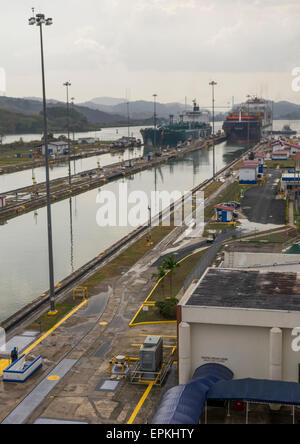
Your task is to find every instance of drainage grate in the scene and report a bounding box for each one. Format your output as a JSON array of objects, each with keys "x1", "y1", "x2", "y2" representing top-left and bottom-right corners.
[{"x1": 95, "y1": 379, "x2": 120, "y2": 392}]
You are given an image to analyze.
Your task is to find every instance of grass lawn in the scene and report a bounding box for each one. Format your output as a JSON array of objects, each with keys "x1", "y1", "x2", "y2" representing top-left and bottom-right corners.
[
  {"x1": 149, "y1": 250, "x2": 206, "y2": 303},
  {"x1": 204, "y1": 181, "x2": 224, "y2": 199},
  {"x1": 133, "y1": 306, "x2": 170, "y2": 324},
  {"x1": 247, "y1": 230, "x2": 299, "y2": 244},
  {"x1": 205, "y1": 181, "x2": 241, "y2": 220},
  {"x1": 28, "y1": 302, "x2": 78, "y2": 333},
  {"x1": 265, "y1": 160, "x2": 296, "y2": 169},
  {"x1": 83, "y1": 224, "x2": 175, "y2": 290}
]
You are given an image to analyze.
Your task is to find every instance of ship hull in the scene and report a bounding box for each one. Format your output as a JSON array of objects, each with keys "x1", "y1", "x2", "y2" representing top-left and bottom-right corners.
[
  {"x1": 141, "y1": 126, "x2": 211, "y2": 148},
  {"x1": 222, "y1": 120, "x2": 262, "y2": 143}
]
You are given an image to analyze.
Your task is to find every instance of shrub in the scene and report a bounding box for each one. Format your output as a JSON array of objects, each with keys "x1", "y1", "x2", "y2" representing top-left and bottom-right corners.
[{"x1": 155, "y1": 297, "x2": 179, "y2": 319}]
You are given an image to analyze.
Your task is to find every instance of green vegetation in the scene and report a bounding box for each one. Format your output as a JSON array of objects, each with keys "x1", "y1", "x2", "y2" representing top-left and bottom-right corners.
[
  {"x1": 205, "y1": 181, "x2": 241, "y2": 220},
  {"x1": 265, "y1": 159, "x2": 296, "y2": 169},
  {"x1": 247, "y1": 229, "x2": 298, "y2": 244},
  {"x1": 149, "y1": 250, "x2": 205, "y2": 302},
  {"x1": 156, "y1": 298, "x2": 179, "y2": 319},
  {"x1": 83, "y1": 225, "x2": 175, "y2": 291},
  {"x1": 28, "y1": 302, "x2": 77, "y2": 333},
  {"x1": 0, "y1": 106, "x2": 100, "y2": 136},
  {"x1": 161, "y1": 255, "x2": 180, "y2": 296},
  {"x1": 204, "y1": 180, "x2": 224, "y2": 199}
]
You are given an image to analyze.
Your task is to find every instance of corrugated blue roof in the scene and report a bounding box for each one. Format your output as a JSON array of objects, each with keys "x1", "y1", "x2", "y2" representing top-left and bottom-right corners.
[
  {"x1": 151, "y1": 364, "x2": 233, "y2": 424},
  {"x1": 207, "y1": 378, "x2": 300, "y2": 406}
]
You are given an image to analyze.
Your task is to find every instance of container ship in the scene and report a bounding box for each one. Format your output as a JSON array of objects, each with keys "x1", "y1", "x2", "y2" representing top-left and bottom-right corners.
[
  {"x1": 140, "y1": 100, "x2": 212, "y2": 148},
  {"x1": 222, "y1": 97, "x2": 272, "y2": 144}
]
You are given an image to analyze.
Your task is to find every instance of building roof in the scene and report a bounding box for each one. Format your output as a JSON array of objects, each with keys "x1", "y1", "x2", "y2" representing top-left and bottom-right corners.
[
  {"x1": 185, "y1": 268, "x2": 300, "y2": 311},
  {"x1": 272, "y1": 150, "x2": 289, "y2": 156},
  {"x1": 214, "y1": 205, "x2": 235, "y2": 212},
  {"x1": 46, "y1": 141, "x2": 68, "y2": 146},
  {"x1": 239, "y1": 164, "x2": 258, "y2": 169},
  {"x1": 255, "y1": 152, "x2": 266, "y2": 158}
]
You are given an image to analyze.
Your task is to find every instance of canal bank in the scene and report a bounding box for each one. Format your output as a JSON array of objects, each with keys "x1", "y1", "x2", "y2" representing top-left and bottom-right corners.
[
  {"x1": 0, "y1": 136, "x2": 225, "y2": 222},
  {"x1": 0, "y1": 139, "x2": 259, "y2": 331},
  {"x1": 0, "y1": 138, "x2": 253, "y2": 324}
]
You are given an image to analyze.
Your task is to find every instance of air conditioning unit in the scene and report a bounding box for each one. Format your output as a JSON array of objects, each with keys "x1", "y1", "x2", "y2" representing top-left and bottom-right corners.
[{"x1": 139, "y1": 336, "x2": 163, "y2": 373}]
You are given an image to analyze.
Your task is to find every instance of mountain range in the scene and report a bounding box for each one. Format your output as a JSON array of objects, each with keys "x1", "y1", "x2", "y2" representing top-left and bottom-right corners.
[{"x1": 0, "y1": 96, "x2": 300, "y2": 136}]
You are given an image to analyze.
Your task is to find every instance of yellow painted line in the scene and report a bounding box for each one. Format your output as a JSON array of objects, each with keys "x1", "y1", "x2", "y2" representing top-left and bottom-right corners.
[
  {"x1": 127, "y1": 383, "x2": 153, "y2": 425},
  {"x1": 0, "y1": 359, "x2": 10, "y2": 376},
  {"x1": 23, "y1": 299, "x2": 88, "y2": 356},
  {"x1": 129, "y1": 247, "x2": 209, "y2": 327}
]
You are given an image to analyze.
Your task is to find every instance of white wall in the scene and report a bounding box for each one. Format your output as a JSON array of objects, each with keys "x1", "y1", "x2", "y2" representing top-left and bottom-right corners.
[
  {"x1": 239, "y1": 168, "x2": 256, "y2": 182},
  {"x1": 187, "y1": 322, "x2": 300, "y2": 382},
  {"x1": 190, "y1": 323, "x2": 269, "y2": 380}
]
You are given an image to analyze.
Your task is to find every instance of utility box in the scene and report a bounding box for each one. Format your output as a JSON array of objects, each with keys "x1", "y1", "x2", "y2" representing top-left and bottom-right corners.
[{"x1": 139, "y1": 336, "x2": 163, "y2": 373}]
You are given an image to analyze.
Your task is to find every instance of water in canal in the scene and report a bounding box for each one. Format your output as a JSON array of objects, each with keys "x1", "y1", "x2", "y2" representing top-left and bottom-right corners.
[
  {"x1": 0, "y1": 140, "x2": 250, "y2": 322},
  {"x1": 0, "y1": 146, "x2": 143, "y2": 194}
]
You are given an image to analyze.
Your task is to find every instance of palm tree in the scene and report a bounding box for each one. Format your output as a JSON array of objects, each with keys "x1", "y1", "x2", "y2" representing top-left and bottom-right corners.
[
  {"x1": 162, "y1": 255, "x2": 180, "y2": 297},
  {"x1": 152, "y1": 265, "x2": 166, "y2": 298}
]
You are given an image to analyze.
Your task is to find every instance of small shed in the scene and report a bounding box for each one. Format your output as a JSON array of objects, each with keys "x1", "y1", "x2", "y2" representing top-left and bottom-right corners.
[
  {"x1": 42, "y1": 142, "x2": 69, "y2": 156},
  {"x1": 239, "y1": 164, "x2": 257, "y2": 184},
  {"x1": 272, "y1": 150, "x2": 289, "y2": 161},
  {"x1": 214, "y1": 205, "x2": 235, "y2": 223}
]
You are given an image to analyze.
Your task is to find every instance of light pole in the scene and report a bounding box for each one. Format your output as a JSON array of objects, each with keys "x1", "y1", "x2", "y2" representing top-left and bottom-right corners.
[
  {"x1": 209, "y1": 81, "x2": 217, "y2": 180},
  {"x1": 127, "y1": 101, "x2": 130, "y2": 139},
  {"x1": 63, "y1": 81, "x2": 72, "y2": 184},
  {"x1": 28, "y1": 10, "x2": 57, "y2": 315},
  {"x1": 71, "y1": 97, "x2": 75, "y2": 143},
  {"x1": 153, "y1": 94, "x2": 157, "y2": 151},
  {"x1": 247, "y1": 94, "x2": 251, "y2": 150}
]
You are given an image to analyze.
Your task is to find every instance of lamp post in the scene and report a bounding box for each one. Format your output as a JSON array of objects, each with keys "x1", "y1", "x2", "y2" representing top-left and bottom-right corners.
[
  {"x1": 209, "y1": 81, "x2": 217, "y2": 180},
  {"x1": 63, "y1": 81, "x2": 72, "y2": 184},
  {"x1": 153, "y1": 94, "x2": 157, "y2": 151},
  {"x1": 28, "y1": 10, "x2": 57, "y2": 315},
  {"x1": 247, "y1": 94, "x2": 251, "y2": 150}
]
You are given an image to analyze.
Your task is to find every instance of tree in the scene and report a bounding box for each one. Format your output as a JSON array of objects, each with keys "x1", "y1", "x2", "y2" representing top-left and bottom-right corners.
[
  {"x1": 162, "y1": 255, "x2": 180, "y2": 297},
  {"x1": 152, "y1": 265, "x2": 166, "y2": 298}
]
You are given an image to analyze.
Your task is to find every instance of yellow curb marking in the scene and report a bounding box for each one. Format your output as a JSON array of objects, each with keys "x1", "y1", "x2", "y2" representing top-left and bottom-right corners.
[{"x1": 127, "y1": 384, "x2": 153, "y2": 425}]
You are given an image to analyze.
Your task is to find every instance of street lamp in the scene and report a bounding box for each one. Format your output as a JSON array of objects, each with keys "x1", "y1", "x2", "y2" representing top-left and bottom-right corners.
[
  {"x1": 153, "y1": 94, "x2": 157, "y2": 151},
  {"x1": 28, "y1": 10, "x2": 57, "y2": 315},
  {"x1": 63, "y1": 81, "x2": 72, "y2": 184},
  {"x1": 209, "y1": 81, "x2": 217, "y2": 180},
  {"x1": 247, "y1": 94, "x2": 251, "y2": 150}
]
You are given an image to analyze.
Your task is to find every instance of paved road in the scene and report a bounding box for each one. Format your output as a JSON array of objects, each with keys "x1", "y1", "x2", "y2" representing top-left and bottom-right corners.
[{"x1": 241, "y1": 170, "x2": 286, "y2": 225}]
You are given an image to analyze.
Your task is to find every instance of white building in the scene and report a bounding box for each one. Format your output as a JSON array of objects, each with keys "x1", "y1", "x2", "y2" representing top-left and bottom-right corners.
[
  {"x1": 42, "y1": 141, "x2": 69, "y2": 156},
  {"x1": 239, "y1": 164, "x2": 257, "y2": 184},
  {"x1": 272, "y1": 150, "x2": 290, "y2": 161},
  {"x1": 78, "y1": 137, "x2": 98, "y2": 144},
  {"x1": 178, "y1": 268, "x2": 300, "y2": 385}
]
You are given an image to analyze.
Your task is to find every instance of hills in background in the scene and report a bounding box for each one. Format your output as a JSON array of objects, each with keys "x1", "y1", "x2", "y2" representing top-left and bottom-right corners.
[
  {"x1": 79, "y1": 97, "x2": 191, "y2": 119},
  {"x1": 0, "y1": 96, "x2": 300, "y2": 135}
]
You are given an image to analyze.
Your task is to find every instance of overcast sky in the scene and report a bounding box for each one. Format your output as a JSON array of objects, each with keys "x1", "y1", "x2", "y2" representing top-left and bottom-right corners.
[{"x1": 1, "y1": 0, "x2": 300, "y2": 106}]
